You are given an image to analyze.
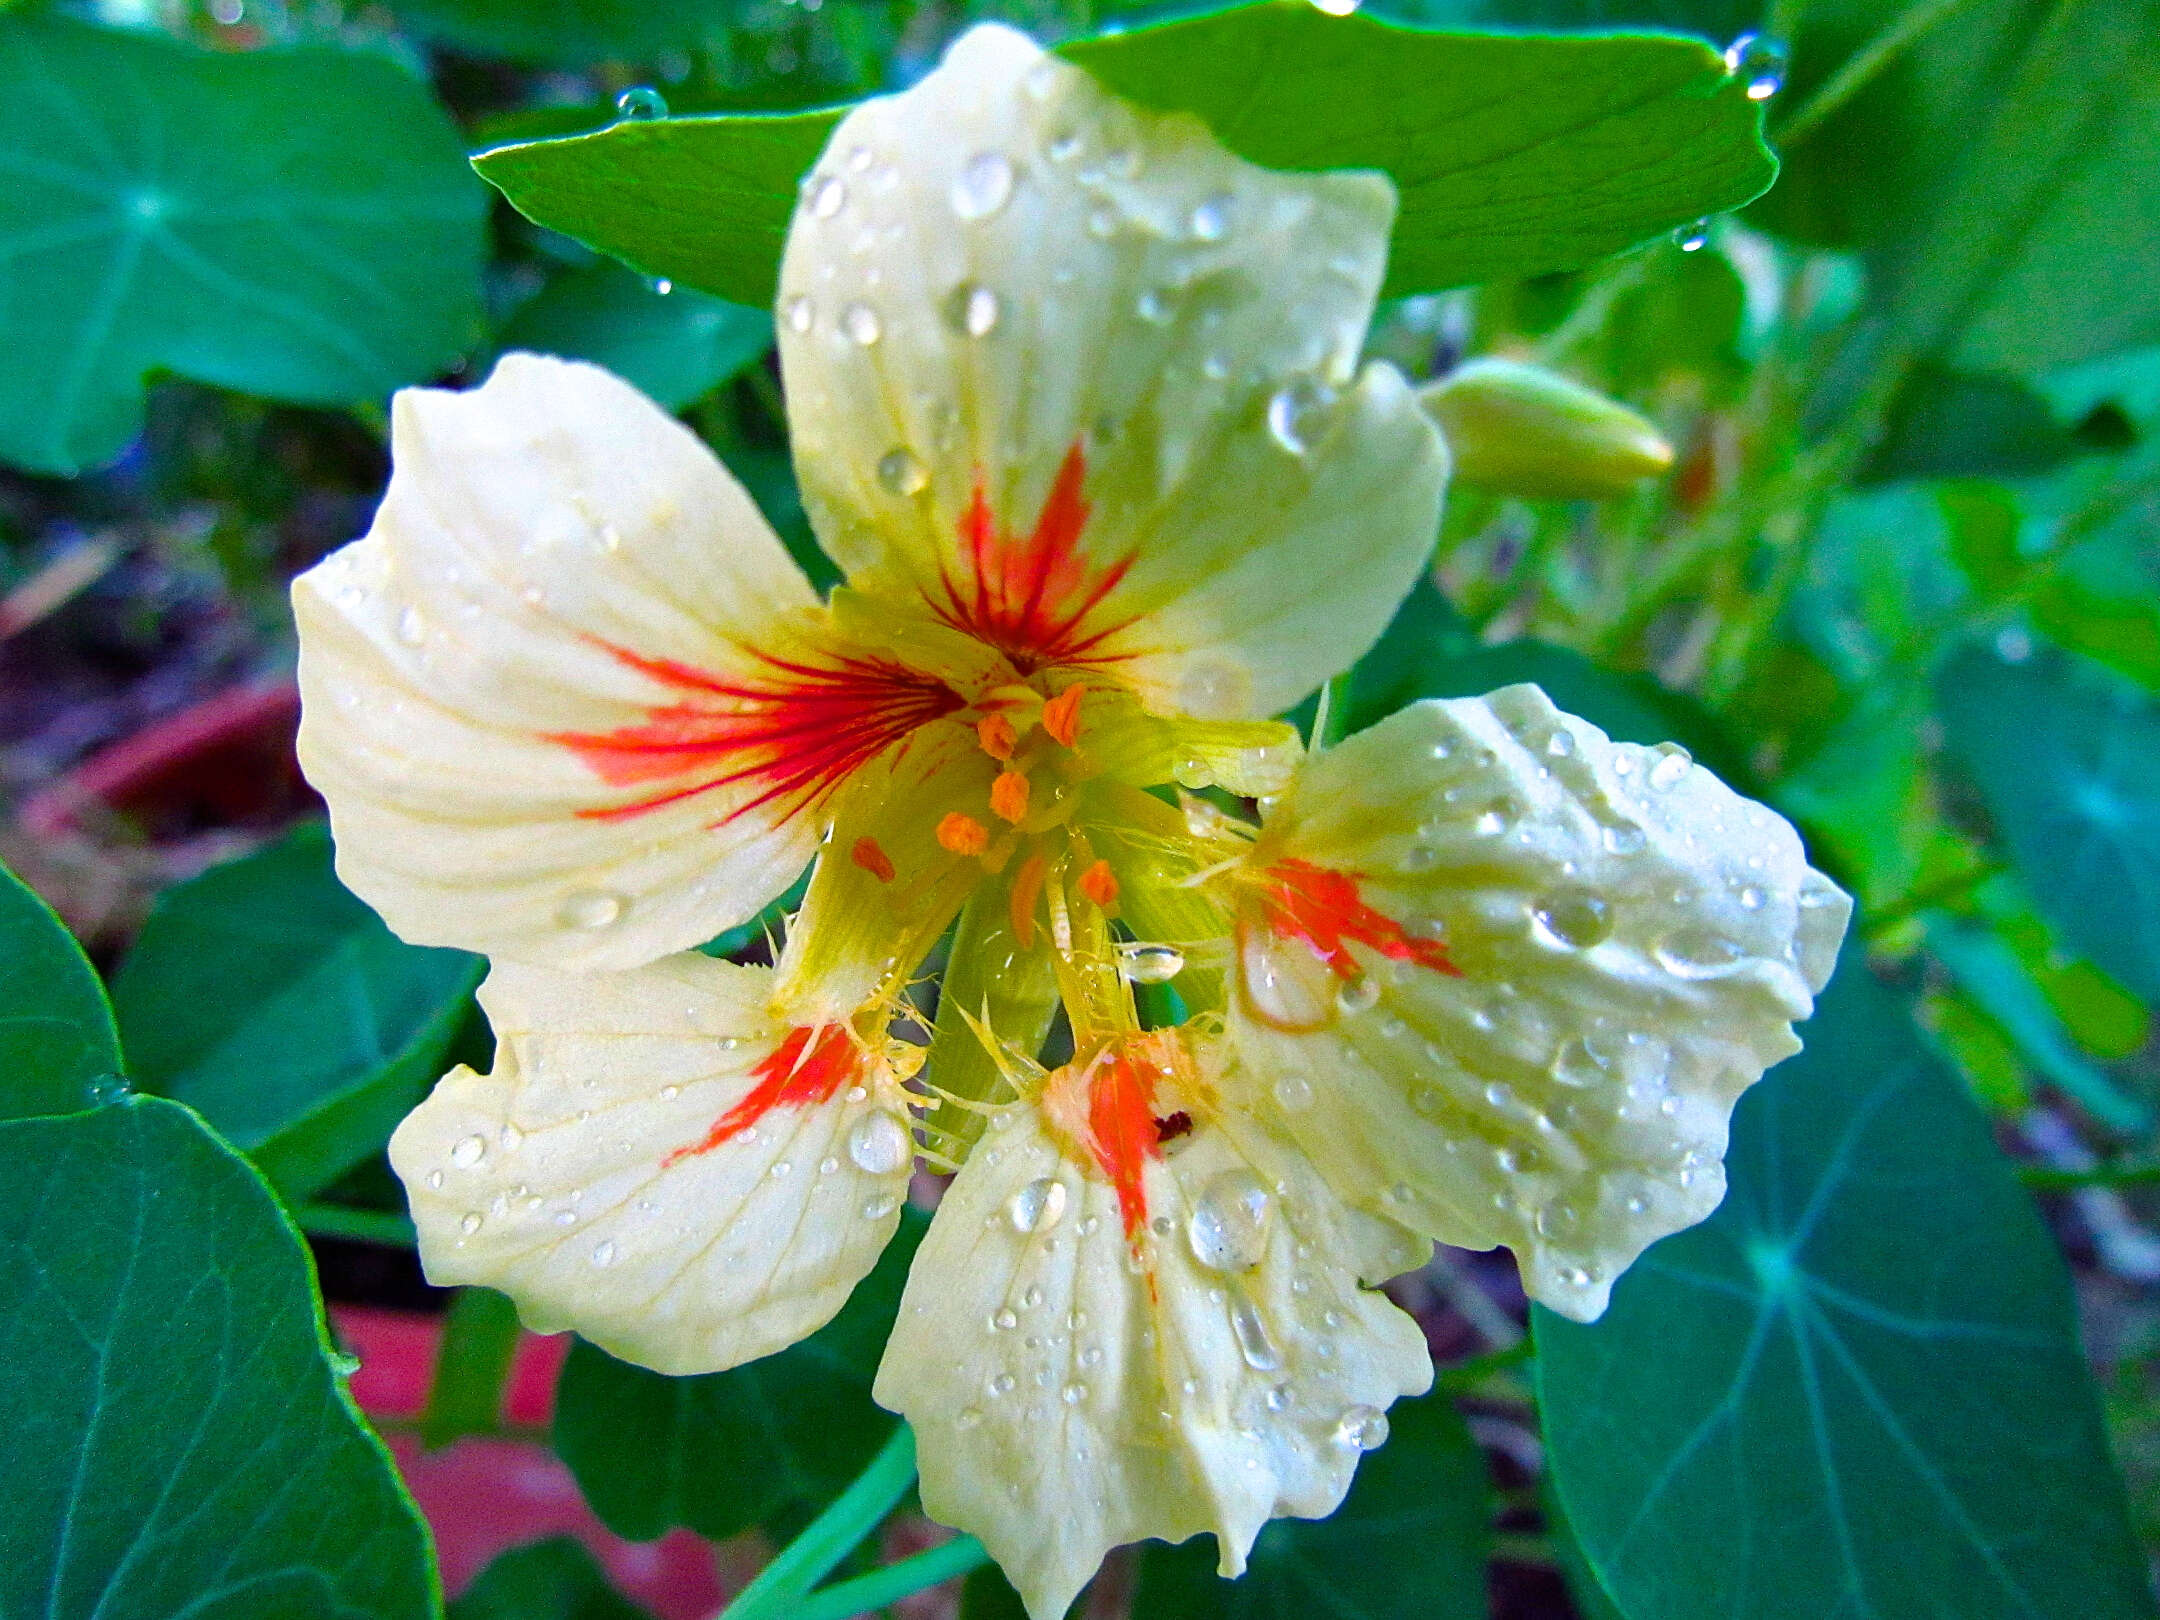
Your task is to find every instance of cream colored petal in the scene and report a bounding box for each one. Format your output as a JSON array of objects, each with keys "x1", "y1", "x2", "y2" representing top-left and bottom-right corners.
[
  {"x1": 389, "y1": 955, "x2": 916, "y2": 1376},
  {"x1": 1225, "y1": 688, "x2": 1852, "y2": 1321},
  {"x1": 874, "y1": 1089, "x2": 1430, "y2": 1620},
  {"x1": 777, "y1": 24, "x2": 1446, "y2": 720},
  {"x1": 294, "y1": 352, "x2": 831, "y2": 972}
]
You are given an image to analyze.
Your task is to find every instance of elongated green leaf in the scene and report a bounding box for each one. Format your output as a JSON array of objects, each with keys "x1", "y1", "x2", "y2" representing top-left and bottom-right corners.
[
  {"x1": 112, "y1": 822, "x2": 483, "y2": 1201},
  {"x1": 497, "y1": 260, "x2": 773, "y2": 411},
  {"x1": 0, "y1": 13, "x2": 486, "y2": 475},
  {"x1": 0, "y1": 858, "x2": 120, "y2": 1118},
  {"x1": 0, "y1": 1094, "x2": 438, "y2": 1620},
  {"x1": 450, "y1": 1538, "x2": 653, "y2": 1620},
  {"x1": 1936, "y1": 649, "x2": 2160, "y2": 1002},
  {"x1": 1539, "y1": 958, "x2": 2150, "y2": 1620},
  {"x1": 553, "y1": 1209, "x2": 923, "y2": 1540},
  {"x1": 475, "y1": 1, "x2": 1773, "y2": 307},
  {"x1": 1129, "y1": 1390, "x2": 1491, "y2": 1620}
]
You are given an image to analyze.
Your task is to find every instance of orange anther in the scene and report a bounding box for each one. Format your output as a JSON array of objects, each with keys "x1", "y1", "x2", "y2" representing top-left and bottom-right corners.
[
  {"x1": 1042, "y1": 685, "x2": 1085, "y2": 747},
  {"x1": 989, "y1": 770, "x2": 1031, "y2": 824},
  {"x1": 937, "y1": 812, "x2": 990, "y2": 857},
  {"x1": 976, "y1": 712, "x2": 1018, "y2": 760},
  {"x1": 850, "y1": 836, "x2": 895, "y2": 883},
  {"x1": 1077, "y1": 858, "x2": 1120, "y2": 910},
  {"x1": 1009, "y1": 852, "x2": 1046, "y2": 950}
]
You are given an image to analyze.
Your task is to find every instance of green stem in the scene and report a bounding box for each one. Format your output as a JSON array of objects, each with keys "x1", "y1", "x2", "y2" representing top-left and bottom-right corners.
[
  {"x1": 1859, "y1": 860, "x2": 2006, "y2": 938},
  {"x1": 2019, "y1": 1159, "x2": 2160, "y2": 1193},
  {"x1": 296, "y1": 1203, "x2": 415, "y2": 1247},
  {"x1": 787, "y1": 1536, "x2": 989, "y2": 1620},
  {"x1": 1775, "y1": 0, "x2": 1989, "y2": 149},
  {"x1": 1436, "y1": 1334, "x2": 1536, "y2": 1393},
  {"x1": 722, "y1": 1424, "x2": 921, "y2": 1620}
]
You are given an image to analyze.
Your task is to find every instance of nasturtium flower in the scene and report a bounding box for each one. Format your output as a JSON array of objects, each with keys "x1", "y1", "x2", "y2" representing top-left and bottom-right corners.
[{"x1": 290, "y1": 22, "x2": 1849, "y2": 1618}]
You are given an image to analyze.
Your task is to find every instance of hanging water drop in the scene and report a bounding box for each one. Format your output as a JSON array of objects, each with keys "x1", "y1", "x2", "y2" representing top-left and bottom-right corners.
[
  {"x1": 1674, "y1": 220, "x2": 1710, "y2": 252},
  {"x1": 1723, "y1": 32, "x2": 1789, "y2": 99},
  {"x1": 1119, "y1": 941, "x2": 1185, "y2": 983},
  {"x1": 1332, "y1": 1404, "x2": 1389, "y2": 1449},
  {"x1": 615, "y1": 86, "x2": 668, "y2": 121}
]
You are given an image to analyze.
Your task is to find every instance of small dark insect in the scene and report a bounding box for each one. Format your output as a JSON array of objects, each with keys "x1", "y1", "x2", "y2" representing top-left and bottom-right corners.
[{"x1": 1154, "y1": 1111, "x2": 1193, "y2": 1143}]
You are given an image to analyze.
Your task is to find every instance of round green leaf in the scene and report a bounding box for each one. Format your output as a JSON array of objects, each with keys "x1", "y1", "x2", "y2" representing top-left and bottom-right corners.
[
  {"x1": 0, "y1": 1095, "x2": 437, "y2": 1620},
  {"x1": 0, "y1": 858, "x2": 120, "y2": 1118},
  {"x1": 0, "y1": 13, "x2": 487, "y2": 475},
  {"x1": 496, "y1": 259, "x2": 773, "y2": 412},
  {"x1": 1539, "y1": 956, "x2": 2150, "y2": 1620},
  {"x1": 112, "y1": 822, "x2": 483, "y2": 1202},
  {"x1": 1936, "y1": 649, "x2": 2160, "y2": 1003},
  {"x1": 553, "y1": 1208, "x2": 924, "y2": 1541},
  {"x1": 1128, "y1": 1390, "x2": 1492, "y2": 1620},
  {"x1": 474, "y1": 1, "x2": 1774, "y2": 307}
]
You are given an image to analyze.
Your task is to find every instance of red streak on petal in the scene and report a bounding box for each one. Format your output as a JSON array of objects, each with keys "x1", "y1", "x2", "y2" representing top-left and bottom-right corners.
[
  {"x1": 662, "y1": 1025, "x2": 860, "y2": 1168},
  {"x1": 934, "y1": 443, "x2": 1138, "y2": 671},
  {"x1": 1087, "y1": 1045, "x2": 1163, "y2": 1247},
  {"x1": 1258, "y1": 858, "x2": 1463, "y2": 981},
  {"x1": 551, "y1": 641, "x2": 962, "y2": 826}
]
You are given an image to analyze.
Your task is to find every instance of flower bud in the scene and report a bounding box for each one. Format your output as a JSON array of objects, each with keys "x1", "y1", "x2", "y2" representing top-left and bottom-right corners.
[{"x1": 1417, "y1": 358, "x2": 1673, "y2": 500}]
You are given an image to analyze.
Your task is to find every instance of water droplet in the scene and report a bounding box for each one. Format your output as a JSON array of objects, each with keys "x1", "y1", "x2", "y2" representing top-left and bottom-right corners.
[
  {"x1": 841, "y1": 302, "x2": 882, "y2": 345},
  {"x1": 1647, "y1": 744, "x2": 1692, "y2": 791},
  {"x1": 1738, "y1": 885, "x2": 1766, "y2": 911},
  {"x1": 1136, "y1": 286, "x2": 1174, "y2": 324},
  {"x1": 862, "y1": 1192, "x2": 899, "y2": 1219},
  {"x1": 784, "y1": 294, "x2": 814, "y2": 334},
  {"x1": 450, "y1": 1133, "x2": 487, "y2": 1169},
  {"x1": 848, "y1": 1110, "x2": 913, "y2": 1174},
  {"x1": 1061, "y1": 1381, "x2": 1089, "y2": 1405},
  {"x1": 1333, "y1": 1404, "x2": 1388, "y2": 1449},
  {"x1": 591, "y1": 1239, "x2": 618, "y2": 1267},
  {"x1": 877, "y1": 447, "x2": 928, "y2": 496},
  {"x1": 770, "y1": 1159, "x2": 792, "y2": 1178},
  {"x1": 1267, "y1": 377, "x2": 1335, "y2": 455},
  {"x1": 1550, "y1": 1036, "x2": 1607, "y2": 1088},
  {"x1": 424, "y1": 1169, "x2": 445, "y2": 1190},
  {"x1": 1273, "y1": 1072, "x2": 1315, "y2": 1111},
  {"x1": 1654, "y1": 926, "x2": 1747, "y2": 978},
  {"x1": 616, "y1": 86, "x2": 668, "y2": 121},
  {"x1": 1120, "y1": 942, "x2": 1185, "y2": 983},
  {"x1": 1022, "y1": 1284, "x2": 1043, "y2": 1309},
  {"x1": 395, "y1": 605, "x2": 425, "y2": 646},
  {"x1": 460, "y1": 1211, "x2": 483, "y2": 1235},
  {"x1": 1474, "y1": 809, "x2": 1508, "y2": 837},
  {"x1": 1311, "y1": 0, "x2": 1362, "y2": 13},
  {"x1": 991, "y1": 1306, "x2": 1019, "y2": 1331},
  {"x1": 808, "y1": 174, "x2": 847, "y2": 219},
  {"x1": 957, "y1": 1405, "x2": 984, "y2": 1428},
  {"x1": 1545, "y1": 729, "x2": 1577, "y2": 758},
  {"x1": 1798, "y1": 872, "x2": 1842, "y2": 910},
  {"x1": 989, "y1": 1370, "x2": 1017, "y2": 1396},
  {"x1": 1008, "y1": 1177, "x2": 1068, "y2": 1234},
  {"x1": 1175, "y1": 658, "x2": 1252, "y2": 716},
  {"x1": 1602, "y1": 823, "x2": 1647, "y2": 855},
  {"x1": 1530, "y1": 893, "x2": 1612, "y2": 950},
  {"x1": 1674, "y1": 219, "x2": 1710, "y2": 252},
  {"x1": 941, "y1": 280, "x2": 1000, "y2": 338},
  {"x1": 1335, "y1": 974, "x2": 1380, "y2": 1016},
  {"x1": 1723, "y1": 32, "x2": 1788, "y2": 99},
  {"x1": 328, "y1": 1347, "x2": 362, "y2": 1377},
  {"x1": 557, "y1": 890, "x2": 625, "y2": 930},
  {"x1": 1189, "y1": 193, "x2": 1232, "y2": 240},
  {"x1": 650, "y1": 277, "x2": 673, "y2": 296},
  {"x1": 1188, "y1": 1170, "x2": 1273, "y2": 1273},
  {"x1": 951, "y1": 151, "x2": 1016, "y2": 220},
  {"x1": 1228, "y1": 1290, "x2": 1282, "y2": 1370}
]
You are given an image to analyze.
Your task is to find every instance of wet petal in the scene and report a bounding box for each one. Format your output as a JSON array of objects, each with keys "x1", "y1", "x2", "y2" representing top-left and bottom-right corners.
[
  {"x1": 1225, "y1": 688, "x2": 1852, "y2": 1321},
  {"x1": 874, "y1": 1047, "x2": 1430, "y2": 1619},
  {"x1": 777, "y1": 25, "x2": 1446, "y2": 720},
  {"x1": 389, "y1": 954, "x2": 917, "y2": 1375},
  {"x1": 294, "y1": 353, "x2": 892, "y2": 971}
]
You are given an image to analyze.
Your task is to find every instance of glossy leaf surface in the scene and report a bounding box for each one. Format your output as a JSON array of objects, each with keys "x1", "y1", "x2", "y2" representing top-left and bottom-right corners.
[{"x1": 0, "y1": 859, "x2": 120, "y2": 1119}]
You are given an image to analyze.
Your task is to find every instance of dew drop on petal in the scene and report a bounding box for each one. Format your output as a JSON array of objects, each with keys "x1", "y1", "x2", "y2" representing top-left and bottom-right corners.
[
  {"x1": 1272, "y1": 1072, "x2": 1315, "y2": 1111},
  {"x1": 784, "y1": 294, "x2": 814, "y2": 333},
  {"x1": 1530, "y1": 893, "x2": 1612, "y2": 950},
  {"x1": 877, "y1": 447, "x2": 928, "y2": 495},
  {"x1": 951, "y1": 151, "x2": 1016, "y2": 220},
  {"x1": 1266, "y1": 377, "x2": 1335, "y2": 456},
  {"x1": 450, "y1": 1134, "x2": 486, "y2": 1169},
  {"x1": 1332, "y1": 1404, "x2": 1388, "y2": 1449},
  {"x1": 1229, "y1": 1290, "x2": 1282, "y2": 1370},
  {"x1": 1603, "y1": 823, "x2": 1647, "y2": 855},
  {"x1": 1189, "y1": 193, "x2": 1232, "y2": 240},
  {"x1": 941, "y1": 281, "x2": 1000, "y2": 338},
  {"x1": 460, "y1": 1211, "x2": 483, "y2": 1235},
  {"x1": 591, "y1": 1239, "x2": 617, "y2": 1267},
  {"x1": 1334, "y1": 974, "x2": 1381, "y2": 1016},
  {"x1": 1550, "y1": 1037, "x2": 1607, "y2": 1088},
  {"x1": 848, "y1": 1110, "x2": 913, "y2": 1174},
  {"x1": 862, "y1": 1192, "x2": 900, "y2": 1219},
  {"x1": 1008, "y1": 1177, "x2": 1067, "y2": 1234},
  {"x1": 808, "y1": 175, "x2": 847, "y2": 219},
  {"x1": 395, "y1": 605, "x2": 425, "y2": 646},
  {"x1": 842, "y1": 302, "x2": 882, "y2": 345},
  {"x1": 1653, "y1": 926, "x2": 1747, "y2": 978},
  {"x1": 1647, "y1": 743, "x2": 1693, "y2": 791},
  {"x1": 957, "y1": 1406, "x2": 985, "y2": 1428},
  {"x1": 1188, "y1": 1170, "x2": 1273, "y2": 1273},
  {"x1": 557, "y1": 890, "x2": 626, "y2": 930}
]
